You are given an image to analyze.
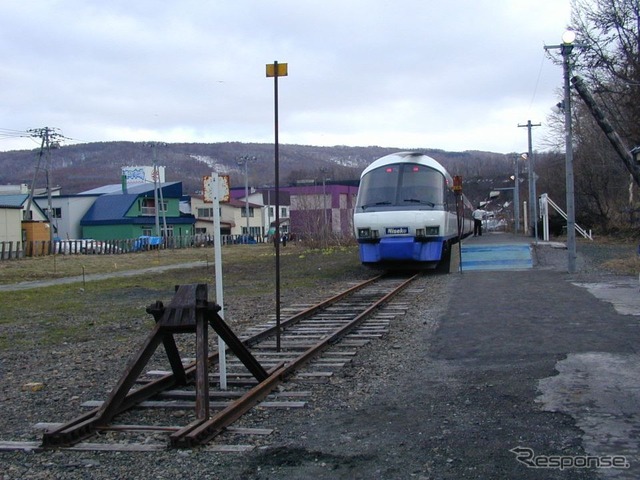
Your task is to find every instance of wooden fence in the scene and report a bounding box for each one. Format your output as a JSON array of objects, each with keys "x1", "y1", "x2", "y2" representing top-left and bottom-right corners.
[{"x1": 0, "y1": 234, "x2": 269, "y2": 261}]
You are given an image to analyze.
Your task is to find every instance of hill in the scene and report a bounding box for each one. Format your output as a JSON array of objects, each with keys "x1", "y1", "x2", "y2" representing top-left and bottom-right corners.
[{"x1": 0, "y1": 141, "x2": 512, "y2": 204}]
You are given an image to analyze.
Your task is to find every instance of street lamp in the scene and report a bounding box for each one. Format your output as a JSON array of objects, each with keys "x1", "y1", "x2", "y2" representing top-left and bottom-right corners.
[
  {"x1": 237, "y1": 155, "x2": 256, "y2": 236},
  {"x1": 544, "y1": 30, "x2": 582, "y2": 272},
  {"x1": 511, "y1": 153, "x2": 521, "y2": 234},
  {"x1": 562, "y1": 31, "x2": 577, "y2": 272}
]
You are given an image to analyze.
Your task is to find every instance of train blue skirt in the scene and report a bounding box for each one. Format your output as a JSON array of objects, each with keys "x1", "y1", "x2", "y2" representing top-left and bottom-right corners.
[{"x1": 359, "y1": 237, "x2": 444, "y2": 263}]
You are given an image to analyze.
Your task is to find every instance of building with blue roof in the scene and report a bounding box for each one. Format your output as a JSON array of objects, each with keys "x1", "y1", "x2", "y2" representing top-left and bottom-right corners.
[{"x1": 80, "y1": 182, "x2": 195, "y2": 240}]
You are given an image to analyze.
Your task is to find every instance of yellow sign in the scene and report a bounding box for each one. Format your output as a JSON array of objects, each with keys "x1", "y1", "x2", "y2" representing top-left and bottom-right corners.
[{"x1": 266, "y1": 62, "x2": 288, "y2": 77}]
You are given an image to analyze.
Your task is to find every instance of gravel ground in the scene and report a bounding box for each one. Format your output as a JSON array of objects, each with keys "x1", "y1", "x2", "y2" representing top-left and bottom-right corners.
[{"x1": 0, "y1": 239, "x2": 637, "y2": 479}]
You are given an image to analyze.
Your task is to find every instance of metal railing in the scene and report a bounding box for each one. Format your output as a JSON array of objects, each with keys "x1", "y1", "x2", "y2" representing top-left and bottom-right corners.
[{"x1": 540, "y1": 193, "x2": 593, "y2": 241}]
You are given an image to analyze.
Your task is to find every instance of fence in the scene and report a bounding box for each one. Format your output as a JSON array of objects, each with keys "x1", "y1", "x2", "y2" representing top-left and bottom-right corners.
[
  {"x1": 1, "y1": 241, "x2": 22, "y2": 260},
  {"x1": 0, "y1": 234, "x2": 271, "y2": 261}
]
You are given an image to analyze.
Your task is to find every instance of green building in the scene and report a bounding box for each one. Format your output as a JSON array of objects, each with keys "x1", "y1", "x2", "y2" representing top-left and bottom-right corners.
[{"x1": 80, "y1": 182, "x2": 195, "y2": 240}]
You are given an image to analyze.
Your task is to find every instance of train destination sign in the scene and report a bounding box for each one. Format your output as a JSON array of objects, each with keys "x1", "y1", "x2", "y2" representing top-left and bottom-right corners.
[{"x1": 386, "y1": 227, "x2": 409, "y2": 235}]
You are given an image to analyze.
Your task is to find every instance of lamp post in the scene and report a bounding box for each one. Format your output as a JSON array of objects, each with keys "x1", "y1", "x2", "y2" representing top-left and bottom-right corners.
[
  {"x1": 510, "y1": 154, "x2": 521, "y2": 234},
  {"x1": 546, "y1": 30, "x2": 580, "y2": 272},
  {"x1": 562, "y1": 30, "x2": 578, "y2": 273},
  {"x1": 237, "y1": 155, "x2": 256, "y2": 236}
]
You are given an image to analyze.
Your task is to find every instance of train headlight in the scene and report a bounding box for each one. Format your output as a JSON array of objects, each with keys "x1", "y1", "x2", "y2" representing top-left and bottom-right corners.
[
  {"x1": 424, "y1": 226, "x2": 440, "y2": 236},
  {"x1": 358, "y1": 228, "x2": 371, "y2": 239}
]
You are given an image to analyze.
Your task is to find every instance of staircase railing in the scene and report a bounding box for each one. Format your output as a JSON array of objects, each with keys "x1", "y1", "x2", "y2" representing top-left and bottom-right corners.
[{"x1": 539, "y1": 193, "x2": 593, "y2": 241}]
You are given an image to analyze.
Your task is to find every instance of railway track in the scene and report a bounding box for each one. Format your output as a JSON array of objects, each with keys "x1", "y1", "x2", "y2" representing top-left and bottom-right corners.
[{"x1": 24, "y1": 273, "x2": 420, "y2": 452}]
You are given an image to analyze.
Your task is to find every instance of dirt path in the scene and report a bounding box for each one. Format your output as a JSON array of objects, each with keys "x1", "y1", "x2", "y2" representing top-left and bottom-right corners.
[{"x1": 0, "y1": 261, "x2": 207, "y2": 291}]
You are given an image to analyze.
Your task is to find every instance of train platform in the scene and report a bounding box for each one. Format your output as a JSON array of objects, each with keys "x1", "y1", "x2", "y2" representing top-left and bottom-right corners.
[
  {"x1": 441, "y1": 231, "x2": 640, "y2": 477},
  {"x1": 458, "y1": 231, "x2": 533, "y2": 271},
  {"x1": 244, "y1": 236, "x2": 640, "y2": 479},
  {"x1": 448, "y1": 231, "x2": 537, "y2": 272}
]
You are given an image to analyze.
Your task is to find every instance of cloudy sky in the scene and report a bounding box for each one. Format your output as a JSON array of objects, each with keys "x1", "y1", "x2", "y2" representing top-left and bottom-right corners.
[{"x1": 0, "y1": 0, "x2": 572, "y2": 154}]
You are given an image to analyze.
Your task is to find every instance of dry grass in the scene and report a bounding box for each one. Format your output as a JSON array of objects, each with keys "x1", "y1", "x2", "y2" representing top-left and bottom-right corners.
[
  {"x1": 0, "y1": 243, "x2": 369, "y2": 350},
  {"x1": 600, "y1": 256, "x2": 640, "y2": 276},
  {"x1": 0, "y1": 247, "x2": 215, "y2": 284},
  {"x1": 580, "y1": 237, "x2": 639, "y2": 275}
]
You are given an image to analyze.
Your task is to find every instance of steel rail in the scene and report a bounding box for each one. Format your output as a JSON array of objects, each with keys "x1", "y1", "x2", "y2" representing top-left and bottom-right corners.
[
  {"x1": 42, "y1": 274, "x2": 384, "y2": 447},
  {"x1": 43, "y1": 273, "x2": 415, "y2": 448},
  {"x1": 172, "y1": 273, "x2": 420, "y2": 447}
]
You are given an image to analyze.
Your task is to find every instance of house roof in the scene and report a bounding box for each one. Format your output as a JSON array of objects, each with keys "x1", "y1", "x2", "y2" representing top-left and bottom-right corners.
[
  {"x1": 229, "y1": 188, "x2": 291, "y2": 205},
  {"x1": 80, "y1": 182, "x2": 195, "y2": 226},
  {"x1": 0, "y1": 194, "x2": 29, "y2": 208},
  {"x1": 228, "y1": 198, "x2": 262, "y2": 208},
  {"x1": 0, "y1": 194, "x2": 48, "y2": 218},
  {"x1": 81, "y1": 194, "x2": 138, "y2": 225}
]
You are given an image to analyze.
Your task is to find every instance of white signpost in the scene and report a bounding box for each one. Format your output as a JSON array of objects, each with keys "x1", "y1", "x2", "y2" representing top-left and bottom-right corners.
[{"x1": 204, "y1": 174, "x2": 230, "y2": 389}]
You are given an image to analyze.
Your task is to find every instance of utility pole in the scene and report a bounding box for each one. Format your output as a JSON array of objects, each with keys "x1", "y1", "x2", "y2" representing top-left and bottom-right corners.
[
  {"x1": 511, "y1": 154, "x2": 521, "y2": 234},
  {"x1": 237, "y1": 155, "x2": 256, "y2": 236},
  {"x1": 25, "y1": 127, "x2": 63, "y2": 245},
  {"x1": 152, "y1": 148, "x2": 160, "y2": 237},
  {"x1": 518, "y1": 120, "x2": 541, "y2": 238},
  {"x1": 146, "y1": 142, "x2": 167, "y2": 238},
  {"x1": 545, "y1": 30, "x2": 585, "y2": 273},
  {"x1": 320, "y1": 167, "x2": 329, "y2": 247}
]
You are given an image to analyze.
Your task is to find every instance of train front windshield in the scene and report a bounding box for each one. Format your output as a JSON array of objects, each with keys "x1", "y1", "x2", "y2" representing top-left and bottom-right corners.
[{"x1": 356, "y1": 163, "x2": 445, "y2": 211}]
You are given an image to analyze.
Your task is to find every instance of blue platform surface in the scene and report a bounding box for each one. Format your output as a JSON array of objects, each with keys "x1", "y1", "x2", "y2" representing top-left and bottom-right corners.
[{"x1": 460, "y1": 238, "x2": 533, "y2": 271}]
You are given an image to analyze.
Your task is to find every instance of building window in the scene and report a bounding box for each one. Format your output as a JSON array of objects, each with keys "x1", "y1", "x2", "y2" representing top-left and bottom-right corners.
[
  {"x1": 141, "y1": 198, "x2": 156, "y2": 216},
  {"x1": 142, "y1": 226, "x2": 153, "y2": 236},
  {"x1": 50, "y1": 207, "x2": 62, "y2": 218},
  {"x1": 197, "y1": 207, "x2": 214, "y2": 218},
  {"x1": 280, "y1": 207, "x2": 287, "y2": 218},
  {"x1": 240, "y1": 207, "x2": 255, "y2": 218},
  {"x1": 141, "y1": 198, "x2": 167, "y2": 216}
]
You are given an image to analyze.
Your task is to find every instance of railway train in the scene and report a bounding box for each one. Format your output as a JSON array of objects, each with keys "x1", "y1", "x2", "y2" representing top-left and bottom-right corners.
[{"x1": 353, "y1": 152, "x2": 473, "y2": 269}]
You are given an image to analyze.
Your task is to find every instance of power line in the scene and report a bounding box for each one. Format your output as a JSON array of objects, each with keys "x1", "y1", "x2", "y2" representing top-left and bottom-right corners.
[
  {"x1": 24, "y1": 128, "x2": 65, "y2": 245},
  {"x1": 0, "y1": 128, "x2": 33, "y2": 140},
  {"x1": 0, "y1": 127, "x2": 74, "y2": 146}
]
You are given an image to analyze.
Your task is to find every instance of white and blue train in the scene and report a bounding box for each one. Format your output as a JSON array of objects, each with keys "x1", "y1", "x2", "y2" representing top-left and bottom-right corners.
[{"x1": 353, "y1": 152, "x2": 473, "y2": 269}]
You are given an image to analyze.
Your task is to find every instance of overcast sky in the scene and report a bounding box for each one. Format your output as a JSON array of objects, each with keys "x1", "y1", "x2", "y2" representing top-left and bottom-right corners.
[{"x1": 0, "y1": 0, "x2": 572, "y2": 154}]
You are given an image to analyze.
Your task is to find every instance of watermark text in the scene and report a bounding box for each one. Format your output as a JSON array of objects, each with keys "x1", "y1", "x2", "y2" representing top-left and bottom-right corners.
[{"x1": 510, "y1": 446, "x2": 629, "y2": 470}]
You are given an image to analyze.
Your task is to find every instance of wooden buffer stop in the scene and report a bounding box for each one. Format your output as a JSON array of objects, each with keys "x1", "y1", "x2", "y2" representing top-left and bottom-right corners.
[{"x1": 42, "y1": 283, "x2": 273, "y2": 448}]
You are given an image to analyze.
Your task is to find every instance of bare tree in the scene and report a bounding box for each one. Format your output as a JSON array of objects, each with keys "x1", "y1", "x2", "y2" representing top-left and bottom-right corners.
[
  {"x1": 554, "y1": 0, "x2": 640, "y2": 231},
  {"x1": 571, "y1": 0, "x2": 640, "y2": 140}
]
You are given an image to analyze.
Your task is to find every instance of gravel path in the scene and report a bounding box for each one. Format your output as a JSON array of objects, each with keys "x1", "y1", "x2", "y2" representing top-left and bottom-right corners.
[{"x1": 0, "y1": 239, "x2": 637, "y2": 479}]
